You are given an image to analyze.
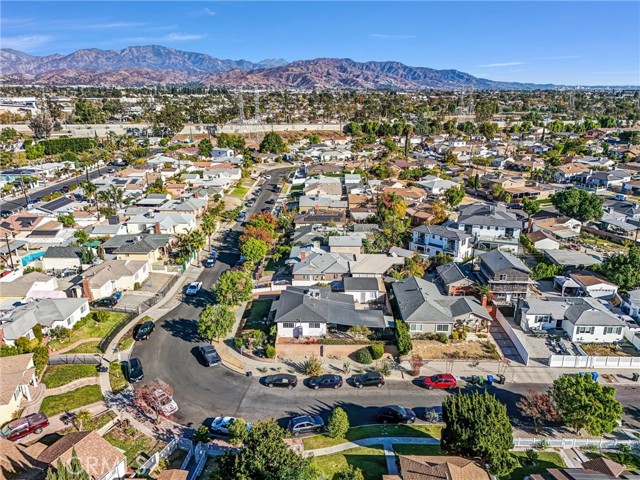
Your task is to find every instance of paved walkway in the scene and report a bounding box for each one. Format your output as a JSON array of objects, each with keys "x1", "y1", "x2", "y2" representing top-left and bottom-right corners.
[
  {"x1": 305, "y1": 436, "x2": 440, "y2": 457},
  {"x1": 45, "y1": 377, "x2": 99, "y2": 396},
  {"x1": 50, "y1": 337, "x2": 103, "y2": 355}
]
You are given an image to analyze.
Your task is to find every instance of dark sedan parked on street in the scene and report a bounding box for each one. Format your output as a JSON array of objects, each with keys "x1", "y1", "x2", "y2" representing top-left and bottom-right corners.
[
  {"x1": 264, "y1": 374, "x2": 298, "y2": 389},
  {"x1": 125, "y1": 358, "x2": 144, "y2": 383},
  {"x1": 198, "y1": 345, "x2": 221, "y2": 367},
  {"x1": 308, "y1": 374, "x2": 343, "y2": 389},
  {"x1": 376, "y1": 405, "x2": 416, "y2": 424},
  {"x1": 353, "y1": 371, "x2": 385, "y2": 388},
  {"x1": 133, "y1": 321, "x2": 155, "y2": 341}
]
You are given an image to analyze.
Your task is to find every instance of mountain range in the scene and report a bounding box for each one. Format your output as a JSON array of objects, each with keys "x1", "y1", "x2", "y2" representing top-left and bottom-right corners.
[{"x1": 1, "y1": 45, "x2": 554, "y2": 90}]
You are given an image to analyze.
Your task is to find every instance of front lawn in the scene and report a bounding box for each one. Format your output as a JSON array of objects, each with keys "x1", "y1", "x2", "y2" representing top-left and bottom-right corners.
[
  {"x1": 263, "y1": 256, "x2": 286, "y2": 277},
  {"x1": 64, "y1": 341, "x2": 101, "y2": 354},
  {"x1": 581, "y1": 342, "x2": 638, "y2": 357},
  {"x1": 59, "y1": 410, "x2": 117, "y2": 434},
  {"x1": 109, "y1": 361, "x2": 129, "y2": 394},
  {"x1": 412, "y1": 338, "x2": 500, "y2": 360},
  {"x1": 47, "y1": 312, "x2": 128, "y2": 352},
  {"x1": 311, "y1": 445, "x2": 386, "y2": 480},
  {"x1": 104, "y1": 422, "x2": 166, "y2": 465},
  {"x1": 302, "y1": 424, "x2": 441, "y2": 450},
  {"x1": 40, "y1": 384, "x2": 104, "y2": 416},
  {"x1": 241, "y1": 299, "x2": 273, "y2": 333},
  {"x1": 230, "y1": 185, "x2": 249, "y2": 198},
  {"x1": 501, "y1": 452, "x2": 566, "y2": 480},
  {"x1": 41, "y1": 364, "x2": 98, "y2": 388}
]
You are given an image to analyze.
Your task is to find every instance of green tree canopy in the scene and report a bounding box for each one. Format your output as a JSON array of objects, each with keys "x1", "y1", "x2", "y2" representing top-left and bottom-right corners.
[
  {"x1": 551, "y1": 373, "x2": 623, "y2": 435},
  {"x1": 213, "y1": 270, "x2": 253, "y2": 306},
  {"x1": 260, "y1": 132, "x2": 287, "y2": 154},
  {"x1": 199, "y1": 138, "x2": 213, "y2": 157},
  {"x1": 240, "y1": 237, "x2": 268, "y2": 264},
  {"x1": 550, "y1": 189, "x2": 604, "y2": 222},
  {"x1": 444, "y1": 187, "x2": 465, "y2": 208},
  {"x1": 441, "y1": 390, "x2": 516, "y2": 476},
  {"x1": 327, "y1": 407, "x2": 350, "y2": 439},
  {"x1": 597, "y1": 246, "x2": 640, "y2": 291},
  {"x1": 56, "y1": 213, "x2": 76, "y2": 228},
  {"x1": 197, "y1": 304, "x2": 236, "y2": 341}
]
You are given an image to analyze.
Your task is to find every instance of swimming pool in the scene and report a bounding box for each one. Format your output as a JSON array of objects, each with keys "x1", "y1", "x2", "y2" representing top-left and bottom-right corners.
[{"x1": 21, "y1": 250, "x2": 46, "y2": 266}]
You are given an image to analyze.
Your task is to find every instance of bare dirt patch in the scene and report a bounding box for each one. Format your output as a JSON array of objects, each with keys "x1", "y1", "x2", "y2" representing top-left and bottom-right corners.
[
  {"x1": 581, "y1": 342, "x2": 639, "y2": 357},
  {"x1": 412, "y1": 339, "x2": 500, "y2": 360}
]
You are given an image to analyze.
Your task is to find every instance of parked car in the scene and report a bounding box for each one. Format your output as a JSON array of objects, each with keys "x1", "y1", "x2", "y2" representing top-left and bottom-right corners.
[
  {"x1": 204, "y1": 258, "x2": 215, "y2": 268},
  {"x1": 198, "y1": 344, "x2": 221, "y2": 366},
  {"x1": 246, "y1": 199, "x2": 256, "y2": 208},
  {"x1": 107, "y1": 168, "x2": 116, "y2": 174},
  {"x1": 1, "y1": 413, "x2": 49, "y2": 441},
  {"x1": 91, "y1": 296, "x2": 118, "y2": 307},
  {"x1": 236, "y1": 211, "x2": 247, "y2": 222},
  {"x1": 376, "y1": 406, "x2": 416, "y2": 424},
  {"x1": 287, "y1": 415, "x2": 324, "y2": 437},
  {"x1": 185, "y1": 281, "x2": 203, "y2": 296},
  {"x1": 150, "y1": 389, "x2": 178, "y2": 416},
  {"x1": 264, "y1": 174, "x2": 271, "y2": 180},
  {"x1": 125, "y1": 358, "x2": 144, "y2": 383},
  {"x1": 265, "y1": 198, "x2": 276, "y2": 204},
  {"x1": 308, "y1": 374, "x2": 343, "y2": 390},
  {"x1": 264, "y1": 373, "x2": 298, "y2": 389},
  {"x1": 133, "y1": 321, "x2": 155, "y2": 341},
  {"x1": 423, "y1": 373, "x2": 457, "y2": 390},
  {"x1": 205, "y1": 416, "x2": 252, "y2": 436},
  {"x1": 353, "y1": 372, "x2": 385, "y2": 388}
]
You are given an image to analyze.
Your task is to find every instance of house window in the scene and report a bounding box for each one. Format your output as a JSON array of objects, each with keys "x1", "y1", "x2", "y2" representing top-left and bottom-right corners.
[
  {"x1": 436, "y1": 324, "x2": 449, "y2": 332},
  {"x1": 577, "y1": 326, "x2": 595, "y2": 335},
  {"x1": 535, "y1": 315, "x2": 551, "y2": 323},
  {"x1": 81, "y1": 304, "x2": 88, "y2": 314},
  {"x1": 66, "y1": 317, "x2": 72, "y2": 326},
  {"x1": 282, "y1": 323, "x2": 295, "y2": 329},
  {"x1": 605, "y1": 326, "x2": 622, "y2": 335},
  {"x1": 409, "y1": 324, "x2": 423, "y2": 332},
  {"x1": 498, "y1": 274, "x2": 508, "y2": 281},
  {"x1": 309, "y1": 322, "x2": 321, "y2": 329}
]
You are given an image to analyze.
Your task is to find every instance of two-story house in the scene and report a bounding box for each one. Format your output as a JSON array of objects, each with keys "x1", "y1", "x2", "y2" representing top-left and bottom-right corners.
[
  {"x1": 409, "y1": 225, "x2": 473, "y2": 262},
  {"x1": 477, "y1": 249, "x2": 532, "y2": 304},
  {"x1": 457, "y1": 203, "x2": 523, "y2": 253}
]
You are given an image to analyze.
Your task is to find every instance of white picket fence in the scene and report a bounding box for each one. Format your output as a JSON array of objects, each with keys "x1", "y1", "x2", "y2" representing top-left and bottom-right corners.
[
  {"x1": 549, "y1": 354, "x2": 640, "y2": 369},
  {"x1": 513, "y1": 436, "x2": 640, "y2": 449},
  {"x1": 137, "y1": 437, "x2": 180, "y2": 476}
]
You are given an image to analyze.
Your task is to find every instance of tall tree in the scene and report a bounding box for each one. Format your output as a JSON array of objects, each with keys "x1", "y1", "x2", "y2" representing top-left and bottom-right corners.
[
  {"x1": 516, "y1": 389, "x2": 559, "y2": 433},
  {"x1": 597, "y1": 246, "x2": 640, "y2": 291},
  {"x1": 240, "y1": 237, "x2": 268, "y2": 263},
  {"x1": 444, "y1": 187, "x2": 465, "y2": 208},
  {"x1": 213, "y1": 270, "x2": 253, "y2": 306},
  {"x1": 522, "y1": 197, "x2": 541, "y2": 231},
  {"x1": 259, "y1": 132, "x2": 286, "y2": 154},
  {"x1": 550, "y1": 189, "x2": 604, "y2": 222},
  {"x1": 198, "y1": 304, "x2": 236, "y2": 342}
]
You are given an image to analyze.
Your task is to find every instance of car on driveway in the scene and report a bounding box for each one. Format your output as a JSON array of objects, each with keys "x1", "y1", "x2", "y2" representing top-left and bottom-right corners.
[
  {"x1": 353, "y1": 371, "x2": 385, "y2": 388},
  {"x1": 198, "y1": 344, "x2": 221, "y2": 366},
  {"x1": 91, "y1": 296, "x2": 118, "y2": 307},
  {"x1": 133, "y1": 321, "x2": 155, "y2": 341},
  {"x1": 205, "y1": 416, "x2": 252, "y2": 436},
  {"x1": 185, "y1": 281, "x2": 203, "y2": 296},
  {"x1": 264, "y1": 373, "x2": 298, "y2": 389},
  {"x1": 1, "y1": 413, "x2": 49, "y2": 441},
  {"x1": 150, "y1": 389, "x2": 178, "y2": 416},
  {"x1": 125, "y1": 358, "x2": 144, "y2": 383},
  {"x1": 308, "y1": 374, "x2": 343, "y2": 389},
  {"x1": 423, "y1": 373, "x2": 457, "y2": 390},
  {"x1": 204, "y1": 258, "x2": 215, "y2": 268},
  {"x1": 376, "y1": 405, "x2": 416, "y2": 424},
  {"x1": 287, "y1": 415, "x2": 324, "y2": 437}
]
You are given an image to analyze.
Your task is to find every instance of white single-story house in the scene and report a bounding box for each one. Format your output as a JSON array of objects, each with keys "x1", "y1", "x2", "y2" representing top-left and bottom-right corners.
[
  {"x1": 0, "y1": 354, "x2": 38, "y2": 425},
  {"x1": 81, "y1": 260, "x2": 149, "y2": 301}
]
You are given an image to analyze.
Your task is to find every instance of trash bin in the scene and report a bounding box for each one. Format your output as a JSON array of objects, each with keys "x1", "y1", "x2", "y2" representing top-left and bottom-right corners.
[
  {"x1": 487, "y1": 374, "x2": 494, "y2": 385},
  {"x1": 470, "y1": 375, "x2": 479, "y2": 384},
  {"x1": 632, "y1": 372, "x2": 639, "y2": 382},
  {"x1": 497, "y1": 374, "x2": 506, "y2": 385},
  {"x1": 246, "y1": 371, "x2": 253, "y2": 377},
  {"x1": 477, "y1": 376, "x2": 485, "y2": 385},
  {"x1": 591, "y1": 372, "x2": 599, "y2": 382}
]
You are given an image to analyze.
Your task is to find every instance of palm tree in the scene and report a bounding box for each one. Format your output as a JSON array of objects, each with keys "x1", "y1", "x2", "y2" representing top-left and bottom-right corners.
[
  {"x1": 200, "y1": 212, "x2": 217, "y2": 251},
  {"x1": 82, "y1": 180, "x2": 100, "y2": 221},
  {"x1": 109, "y1": 186, "x2": 125, "y2": 210},
  {"x1": 97, "y1": 190, "x2": 112, "y2": 209}
]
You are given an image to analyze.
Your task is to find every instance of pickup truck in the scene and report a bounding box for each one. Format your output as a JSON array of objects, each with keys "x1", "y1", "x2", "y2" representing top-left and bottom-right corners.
[{"x1": 1, "y1": 413, "x2": 49, "y2": 441}]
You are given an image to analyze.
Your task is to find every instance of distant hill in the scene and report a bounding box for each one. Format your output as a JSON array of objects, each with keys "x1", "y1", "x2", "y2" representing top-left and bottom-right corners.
[{"x1": 1, "y1": 45, "x2": 556, "y2": 89}]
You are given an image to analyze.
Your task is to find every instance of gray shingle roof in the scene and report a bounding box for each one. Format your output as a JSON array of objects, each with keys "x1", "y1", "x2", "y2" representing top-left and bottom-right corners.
[
  {"x1": 413, "y1": 224, "x2": 471, "y2": 241},
  {"x1": 479, "y1": 250, "x2": 531, "y2": 275},
  {"x1": 458, "y1": 203, "x2": 522, "y2": 229},
  {"x1": 521, "y1": 297, "x2": 625, "y2": 327},
  {"x1": 436, "y1": 262, "x2": 475, "y2": 287},
  {"x1": 43, "y1": 246, "x2": 83, "y2": 259},
  {"x1": 343, "y1": 277, "x2": 379, "y2": 292}
]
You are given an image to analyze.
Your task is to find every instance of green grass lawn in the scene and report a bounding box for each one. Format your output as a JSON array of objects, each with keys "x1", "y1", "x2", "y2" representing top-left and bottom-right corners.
[
  {"x1": 64, "y1": 341, "x2": 101, "y2": 354},
  {"x1": 586, "y1": 452, "x2": 640, "y2": 470},
  {"x1": 393, "y1": 444, "x2": 442, "y2": 456},
  {"x1": 502, "y1": 452, "x2": 566, "y2": 480},
  {"x1": 104, "y1": 426, "x2": 166, "y2": 465},
  {"x1": 263, "y1": 256, "x2": 286, "y2": 277},
  {"x1": 117, "y1": 336, "x2": 135, "y2": 352},
  {"x1": 40, "y1": 384, "x2": 104, "y2": 417},
  {"x1": 231, "y1": 185, "x2": 249, "y2": 198},
  {"x1": 290, "y1": 184, "x2": 304, "y2": 192},
  {"x1": 47, "y1": 312, "x2": 128, "y2": 352},
  {"x1": 41, "y1": 364, "x2": 98, "y2": 388},
  {"x1": 241, "y1": 299, "x2": 273, "y2": 333},
  {"x1": 303, "y1": 424, "x2": 442, "y2": 450},
  {"x1": 109, "y1": 361, "x2": 129, "y2": 394},
  {"x1": 59, "y1": 410, "x2": 117, "y2": 434},
  {"x1": 311, "y1": 445, "x2": 386, "y2": 480}
]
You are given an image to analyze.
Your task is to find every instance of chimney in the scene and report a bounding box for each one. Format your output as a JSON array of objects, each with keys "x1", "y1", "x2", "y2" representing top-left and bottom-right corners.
[
  {"x1": 81, "y1": 277, "x2": 94, "y2": 302},
  {"x1": 155, "y1": 222, "x2": 161, "y2": 234},
  {"x1": 481, "y1": 295, "x2": 488, "y2": 308},
  {"x1": 193, "y1": 191, "x2": 199, "y2": 199},
  {"x1": 300, "y1": 251, "x2": 307, "y2": 260}
]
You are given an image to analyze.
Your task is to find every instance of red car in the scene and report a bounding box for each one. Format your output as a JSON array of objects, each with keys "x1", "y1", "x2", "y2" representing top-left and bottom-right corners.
[
  {"x1": 1, "y1": 413, "x2": 49, "y2": 441},
  {"x1": 423, "y1": 374, "x2": 457, "y2": 390}
]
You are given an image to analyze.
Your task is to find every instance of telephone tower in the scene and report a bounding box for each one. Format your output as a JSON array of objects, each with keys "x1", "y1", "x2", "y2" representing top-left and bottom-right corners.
[
  {"x1": 237, "y1": 91, "x2": 245, "y2": 123},
  {"x1": 254, "y1": 89, "x2": 260, "y2": 123}
]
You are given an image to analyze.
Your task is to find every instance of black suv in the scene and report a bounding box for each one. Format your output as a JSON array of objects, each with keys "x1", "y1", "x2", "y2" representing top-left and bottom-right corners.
[
  {"x1": 376, "y1": 405, "x2": 416, "y2": 424},
  {"x1": 133, "y1": 321, "x2": 155, "y2": 341},
  {"x1": 91, "y1": 296, "x2": 118, "y2": 308},
  {"x1": 125, "y1": 358, "x2": 144, "y2": 383},
  {"x1": 308, "y1": 374, "x2": 343, "y2": 390},
  {"x1": 264, "y1": 374, "x2": 298, "y2": 389},
  {"x1": 353, "y1": 372, "x2": 385, "y2": 388},
  {"x1": 287, "y1": 415, "x2": 325, "y2": 437}
]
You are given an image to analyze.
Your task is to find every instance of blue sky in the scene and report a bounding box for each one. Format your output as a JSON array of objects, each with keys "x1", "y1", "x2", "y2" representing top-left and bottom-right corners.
[{"x1": 2, "y1": 1, "x2": 639, "y2": 86}]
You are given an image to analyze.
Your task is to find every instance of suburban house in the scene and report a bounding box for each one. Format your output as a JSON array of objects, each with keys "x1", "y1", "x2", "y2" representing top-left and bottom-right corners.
[
  {"x1": 554, "y1": 272, "x2": 619, "y2": 300},
  {"x1": 517, "y1": 297, "x2": 627, "y2": 343},
  {"x1": 85, "y1": 224, "x2": 128, "y2": 237},
  {"x1": 456, "y1": 203, "x2": 523, "y2": 253},
  {"x1": 41, "y1": 246, "x2": 83, "y2": 272},
  {"x1": 477, "y1": 250, "x2": 532, "y2": 304},
  {"x1": 298, "y1": 196, "x2": 348, "y2": 214},
  {"x1": 525, "y1": 230, "x2": 560, "y2": 250},
  {"x1": 0, "y1": 353, "x2": 38, "y2": 424},
  {"x1": 435, "y1": 262, "x2": 476, "y2": 296},
  {"x1": 386, "y1": 455, "x2": 489, "y2": 480},
  {"x1": 102, "y1": 234, "x2": 173, "y2": 263},
  {"x1": 328, "y1": 235, "x2": 363, "y2": 254},
  {"x1": 343, "y1": 277, "x2": 385, "y2": 304},
  {"x1": 270, "y1": 287, "x2": 386, "y2": 338},
  {"x1": 80, "y1": 260, "x2": 149, "y2": 301},
  {"x1": 0, "y1": 298, "x2": 89, "y2": 344},
  {"x1": 531, "y1": 215, "x2": 582, "y2": 240},
  {"x1": 303, "y1": 176, "x2": 343, "y2": 198},
  {"x1": 553, "y1": 163, "x2": 590, "y2": 183},
  {"x1": 541, "y1": 249, "x2": 601, "y2": 270},
  {"x1": 126, "y1": 212, "x2": 196, "y2": 235},
  {"x1": 391, "y1": 276, "x2": 492, "y2": 335},
  {"x1": 0, "y1": 272, "x2": 65, "y2": 303},
  {"x1": 622, "y1": 289, "x2": 640, "y2": 320},
  {"x1": 536, "y1": 456, "x2": 640, "y2": 480},
  {"x1": 409, "y1": 225, "x2": 473, "y2": 262},
  {"x1": 28, "y1": 431, "x2": 126, "y2": 480},
  {"x1": 417, "y1": 176, "x2": 460, "y2": 195},
  {"x1": 293, "y1": 211, "x2": 348, "y2": 227},
  {"x1": 581, "y1": 170, "x2": 632, "y2": 191}
]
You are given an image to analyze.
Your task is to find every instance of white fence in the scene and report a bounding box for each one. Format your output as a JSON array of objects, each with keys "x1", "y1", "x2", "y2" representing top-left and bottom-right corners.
[
  {"x1": 549, "y1": 355, "x2": 640, "y2": 369},
  {"x1": 625, "y1": 328, "x2": 640, "y2": 351},
  {"x1": 493, "y1": 308, "x2": 530, "y2": 366},
  {"x1": 253, "y1": 285, "x2": 287, "y2": 294},
  {"x1": 137, "y1": 437, "x2": 180, "y2": 476},
  {"x1": 514, "y1": 436, "x2": 640, "y2": 450}
]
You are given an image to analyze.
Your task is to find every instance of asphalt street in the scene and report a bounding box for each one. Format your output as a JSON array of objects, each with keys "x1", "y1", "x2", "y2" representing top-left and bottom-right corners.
[
  {"x1": 0, "y1": 165, "x2": 124, "y2": 213},
  {"x1": 133, "y1": 166, "x2": 640, "y2": 431}
]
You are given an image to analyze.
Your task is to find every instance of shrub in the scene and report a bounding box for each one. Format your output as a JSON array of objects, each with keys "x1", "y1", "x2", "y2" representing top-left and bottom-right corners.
[
  {"x1": 477, "y1": 333, "x2": 488, "y2": 339},
  {"x1": 369, "y1": 343, "x2": 384, "y2": 360},
  {"x1": 32, "y1": 324, "x2": 43, "y2": 342},
  {"x1": 348, "y1": 325, "x2": 372, "y2": 338},
  {"x1": 301, "y1": 355, "x2": 323, "y2": 376},
  {"x1": 409, "y1": 354, "x2": 424, "y2": 376},
  {"x1": 396, "y1": 319, "x2": 413, "y2": 355},
  {"x1": 451, "y1": 331, "x2": 460, "y2": 341},
  {"x1": 93, "y1": 310, "x2": 110, "y2": 323},
  {"x1": 50, "y1": 326, "x2": 70, "y2": 339},
  {"x1": 133, "y1": 282, "x2": 141, "y2": 291},
  {"x1": 535, "y1": 439, "x2": 549, "y2": 451},
  {"x1": 327, "y1": 407, "x2": 349, "y2": 439},
  {"x1": 617, "y1": 443, "x2": 632, "y2": 453},
  {"x1": 194, "y1": 425, "x2": 211, "y2": 444},
  {"x1": 436, "y1": 332, "x2": 449, "y2": 344},
  {"x1": 375, "y1": 360, "x2": 392, "y2": 376},
  {"x1": 265, "y1": 345, "x2": 276, "y2": 359},
  {"x1": 524, "y1": 449, "x2": 539, "y2": 465},
  {"x1": 355, "y1": 348, "x2": 373, "y2": 365},
  {"x1": 228, "y1": 418, "x2": 249, "y2": 446},
  {"x1": 233, "y1": 337, "x2": 246, "y2": 349}
]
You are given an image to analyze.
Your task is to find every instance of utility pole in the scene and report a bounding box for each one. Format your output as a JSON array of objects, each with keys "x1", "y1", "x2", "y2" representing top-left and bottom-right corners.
[{"x1": 4, "y1": 234, "x2": 14, "y2": 270}]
